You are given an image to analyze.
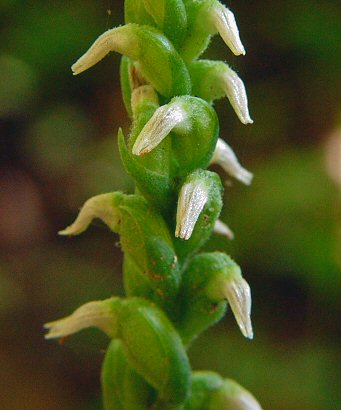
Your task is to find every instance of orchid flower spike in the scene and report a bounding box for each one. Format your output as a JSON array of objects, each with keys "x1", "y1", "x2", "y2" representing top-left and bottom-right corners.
[
  {"x1": 211, "y1": 138, "x2": 253, "y2": 185},
  {"x1": 209, "y1": 2, "x2": 246, "y2": 56},
  {"x1": 132, "y1": 99, "x2": 189, "y2": 156},
  {"x1": 175, "y1": 179, "x2": 209, "y2": 240}
]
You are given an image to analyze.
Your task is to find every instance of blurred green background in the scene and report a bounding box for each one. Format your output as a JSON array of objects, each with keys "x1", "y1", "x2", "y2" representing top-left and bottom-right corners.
[{"x1": 0, "y1": 1, "x2": 340, "y2": 409}]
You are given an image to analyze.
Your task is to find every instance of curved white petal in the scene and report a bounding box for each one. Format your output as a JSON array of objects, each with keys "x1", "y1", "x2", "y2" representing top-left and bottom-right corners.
[
  {"x1": 210, "y1": 4, "x2": 245, "y2": 56},
  {"x1": 58, "y1": 193, "x2": 117, "y2": 236},
  {"x1": 223, "y1": 277, "x2": 253, "y2": 339},
  {"x1": 211, "y1": 138, "x2": 253, "y2": 185},
  {"x1": 221, "y1": 68, "x2": 253, "y2": 125}
]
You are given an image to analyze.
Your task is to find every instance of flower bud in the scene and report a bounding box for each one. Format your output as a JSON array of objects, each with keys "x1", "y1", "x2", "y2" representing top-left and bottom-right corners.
[
  {"x1": 133, "y1": 100, "x2": 189, "y2": 156},
  {"x1": 180, "y1": 0, "x2": 245, "y2": 61},
  {"x1": 174, "y1": 170, "x2": 223, "y2": 260},
  {"x1": 132, "y1": 96, "x2": 219, "y2": 177},
  {"x1": 211, "y1": 138, "x2": 253, "y2": 185},
  {"x1": 176, "y1": 177, "x2": 209, "y2": 240},
  {"x1": 186, "y1": 372, "x2": 263, "y2": 410},
  {"x1": 222, "y1": 277, "x2": 253, "y2": 339},
  {"x1": 125, "y1": 0, "x2": 188, "y2": 47},
  {"x1": 190, "y1": 60, "x2": 253, "y2": 125},
  {"x1": 211, "y1": 378, "x2": 263, "y2": 410},
  {"x1": 179, "y1": 253, "x2": 253, "y2": 344}
]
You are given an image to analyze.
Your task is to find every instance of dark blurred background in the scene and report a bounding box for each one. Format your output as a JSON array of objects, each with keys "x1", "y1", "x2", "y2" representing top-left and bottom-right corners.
[{"x1": 0, "y1": 1, "x2": 340, "y2": 409}]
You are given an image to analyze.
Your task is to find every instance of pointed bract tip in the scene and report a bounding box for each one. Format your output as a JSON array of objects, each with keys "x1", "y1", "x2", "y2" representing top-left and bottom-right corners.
[
  {"x1": 132, "y1": 102, "x2": 187, "y2": 156},
  {"x1": 224, "y1": 277, "x2": 253, "y2": 339},
  {"x1": 211, "y1": 138, "x2": 253, "y2": 185},
  {"x1": 211, "y1": 4, "x2": 246, "y2": 56},
  {"x1": 175, "y1": 180, "x2": 209, "y2": 240}
]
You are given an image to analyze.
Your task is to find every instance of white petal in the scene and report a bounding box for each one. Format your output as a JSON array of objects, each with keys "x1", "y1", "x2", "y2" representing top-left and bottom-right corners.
[
  {"x1": 221, "y1": 67, "x2": 253, "y2": 125},
  {"x1": 214, "y1": 219, "x2": 235, "y2": 240},
  {"x1": 72, "y1": 27, "x2": 133, "y2": 75},
  {"x1": 132, "y1": 102, "x2": 188, "y2": 155},
  {"x1": 44, "y1": 300, "x2": 117, "y2": 339},
  {"x1": 211, "y1": 138, "x2": 253, "y2": 185},
  {"x1": 223, "y1": 277, "x2": 253, "y2": 339},
  {"x1": 58, "y1": 193, "x2": 117, "y2": 236},
  {"x1": 210, "y1": 4, "x2": 245, "y2": 56},
  {"x1": 175, "y1": 181, "x2": 209, "y2": 240}
]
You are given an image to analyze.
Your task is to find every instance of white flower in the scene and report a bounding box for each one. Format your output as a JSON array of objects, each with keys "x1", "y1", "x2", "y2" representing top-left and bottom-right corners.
[
  {"x1": 175, "y1": 180, "x2": 209, "y2": 240},
  {"x1": 209, "y1": 3, "x2": 246, "y2": 56},
  {"x1": 223, "y1": 277, "x2": 253, "y2": 339},
  {"x1": 44, "y1": 299, "x2": 118, "y2": 340},
  {"x1": 58, "y1": 193, "x2": 118, "y2": 236},
  {"x1": 211, "y1": 138, "x2": 253, "y2": 185},
  {"x1": 72, "y1": 26, "x2": 136, "y2": 75},
  {"x1": 221, "y1": 66, "x2": 253, "y2": 125},
  {"x1": 132, "y1": 100, "x2": 189, "y2": 156}
]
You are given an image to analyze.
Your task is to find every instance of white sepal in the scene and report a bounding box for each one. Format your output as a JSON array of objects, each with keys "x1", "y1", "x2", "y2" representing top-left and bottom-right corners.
[
  {"x1": 132, "y1": 101, "x2": 188, "y2": 156},
  {"x1": 72, "y1": 27, "x2": 133, "y2": 75},
  {"x1": 44, "y1": 300, "x2": 117, "y2": 340},
  {"x1": 175, "y1": 181, "x2": 209, "y2": 240},
  {"x1": 214, "y1": 219, "x2": 235, "y2": 240},
  {"x1": 210, "y1": 3, "x2": 245, "y2": 56},
  {"x1": 223, "y1": 277, "x2": 253, "y2": 339},
  {"x1": 58, "y1": 193, "x2": 117, "y2": 236},
  {"x1": 211, "y1": 138, "x2": 253, "y2": 185},
  {"x1": 221, "y1": 67, "x2": 253, "y2": 125}
]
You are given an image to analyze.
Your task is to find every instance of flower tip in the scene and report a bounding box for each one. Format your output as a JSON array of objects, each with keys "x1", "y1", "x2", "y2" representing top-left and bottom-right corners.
[
  {"x1": 175, "y1": 180, "x2": 209, "y2": 241},
  {"x1": 224, "y1": 277, "x2": 253, "y2": 339},
  {"x1": 237, "y1": 168, "x2": 254, "y2": 186},
  {"x1": 212, "y1": 5, "x2": 246, "y2": 57},
  {"x1": 58, "y1": 226, "x2": 77, "y2": 236},
  {"x1": 214, "y1": 219, "x2": 235, "y2": 240}
]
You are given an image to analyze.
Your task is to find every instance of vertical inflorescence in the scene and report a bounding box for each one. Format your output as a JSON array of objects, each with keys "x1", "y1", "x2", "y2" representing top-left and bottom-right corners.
[{"x1": 45, "y1": 1, "x2": 263, "y2": 409}]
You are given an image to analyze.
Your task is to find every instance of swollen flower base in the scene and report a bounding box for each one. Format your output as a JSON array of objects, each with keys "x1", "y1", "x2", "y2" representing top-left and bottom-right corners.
[{"x1": 45, "y1": 1, "x2": 262, "y2": 408}]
